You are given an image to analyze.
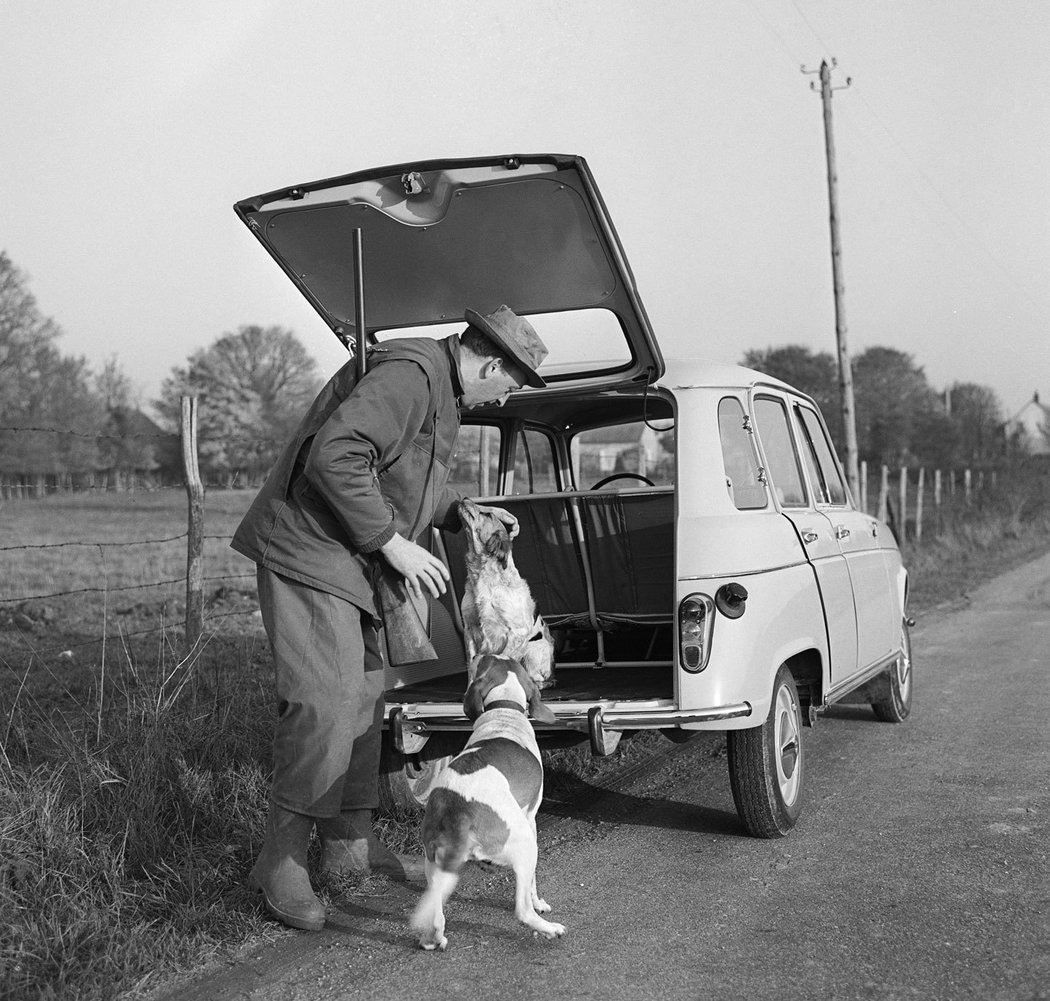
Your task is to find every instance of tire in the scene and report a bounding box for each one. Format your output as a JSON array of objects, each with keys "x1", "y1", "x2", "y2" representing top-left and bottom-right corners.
[
  {"x1": 727, "y1": 664, "x2": 804, "y2": 838},
  {"x1": 872, "y1": 619, "x2": 913, "y2": 723},
  {"x1": 377, "y1": 732, "x2": 464, "y2": 814}
]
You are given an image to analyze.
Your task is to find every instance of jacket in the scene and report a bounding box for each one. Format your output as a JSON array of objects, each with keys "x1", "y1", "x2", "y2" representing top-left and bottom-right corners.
[{"x1": 231, "y1": 335, "x2": 464, "y2": 616}]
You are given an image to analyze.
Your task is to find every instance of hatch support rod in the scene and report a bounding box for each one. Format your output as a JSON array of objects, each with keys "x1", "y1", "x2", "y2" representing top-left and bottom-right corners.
[{"x1": 352, "y1": 228, "x2": 367, "y2": 380}]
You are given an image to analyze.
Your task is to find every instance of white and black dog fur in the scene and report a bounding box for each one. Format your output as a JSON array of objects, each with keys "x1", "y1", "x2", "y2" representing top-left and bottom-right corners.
[
  {"x1": 458, "y1": 497, "x2": 555, "y2": 690},
  {"x1": 410, "y1": 654, "x2": 566, "y2": 950}
]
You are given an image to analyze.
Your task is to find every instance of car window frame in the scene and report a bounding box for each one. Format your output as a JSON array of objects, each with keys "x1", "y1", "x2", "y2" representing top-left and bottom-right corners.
[
  {"x1": 752, "y1": 393, "x2": 809, "y2": 509},
  {"x1": 793, "y1": 402, "x2": 850, "y2": 509}
]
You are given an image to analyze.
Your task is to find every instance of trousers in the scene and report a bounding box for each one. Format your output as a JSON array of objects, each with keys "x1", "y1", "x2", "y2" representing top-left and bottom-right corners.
[{"x1": 256, "y1": 566, "x2": 385, "y2": 817}]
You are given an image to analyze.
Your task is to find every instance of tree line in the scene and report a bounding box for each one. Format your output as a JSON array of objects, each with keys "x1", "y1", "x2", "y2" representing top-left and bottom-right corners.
[
  {"x1": 1, "y1": 248, "x2": 1042, "y2": 494},
  {"x1": 741, "y1": 345, "x2": 1037, "y2": 470},
  {"x1": 0, "y1": 251, "x2": 322, "y2": 492}
]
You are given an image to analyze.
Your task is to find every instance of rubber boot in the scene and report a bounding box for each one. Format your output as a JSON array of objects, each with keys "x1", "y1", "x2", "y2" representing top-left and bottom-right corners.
[
  {"x1": 249, "y1": 802, "x2": 326, "y2": 931},
  {"x1": 317, "y1": 809, "x2": 425, "y2": 881}
]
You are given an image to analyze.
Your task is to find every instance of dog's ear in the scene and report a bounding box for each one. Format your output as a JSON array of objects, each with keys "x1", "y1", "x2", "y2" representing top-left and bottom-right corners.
[
  {"x1": 510, "y1": 659, "x2": 557, "y2": 724},
  {"x1": 463, "y1": 654, "x2": 502, "y2": 720},
  {"x1": 483, "y1": 520, "x2": 511, "y2": 569},
  {"x1": 463, "y1": 680, "x2": 487, "y2": 721}
]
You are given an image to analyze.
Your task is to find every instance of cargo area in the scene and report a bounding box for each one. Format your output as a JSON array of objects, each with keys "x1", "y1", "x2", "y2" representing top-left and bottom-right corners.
[{"x1": 384, "y1": 487, "x2": 677, "y2": 708}]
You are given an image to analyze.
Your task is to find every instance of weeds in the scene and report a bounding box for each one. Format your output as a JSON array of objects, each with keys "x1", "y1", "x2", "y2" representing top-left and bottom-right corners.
[{"x1": 0, "y1": 640, "x2": 277, "y2": 1001}]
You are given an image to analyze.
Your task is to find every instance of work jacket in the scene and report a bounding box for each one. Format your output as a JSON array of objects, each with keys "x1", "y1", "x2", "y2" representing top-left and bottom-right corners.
[{"x1": 231, "y1": 335, "x2": 464, "y2": 616}]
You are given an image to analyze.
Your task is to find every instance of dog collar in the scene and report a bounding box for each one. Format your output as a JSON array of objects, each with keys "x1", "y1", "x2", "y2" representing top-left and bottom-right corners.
[{"x1": 483, "y1": 700, "x2": 527, "y2": 714}]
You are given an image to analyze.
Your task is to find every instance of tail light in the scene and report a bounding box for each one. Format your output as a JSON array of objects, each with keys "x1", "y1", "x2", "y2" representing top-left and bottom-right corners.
[{"x1": 679, "y1": 593, "x2": 715, "y2": 672}]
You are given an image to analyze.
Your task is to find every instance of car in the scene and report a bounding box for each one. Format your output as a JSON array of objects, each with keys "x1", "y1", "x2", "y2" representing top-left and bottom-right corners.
[{"x1": 235, "y1": 153, "x2": 912, "y2": 838}]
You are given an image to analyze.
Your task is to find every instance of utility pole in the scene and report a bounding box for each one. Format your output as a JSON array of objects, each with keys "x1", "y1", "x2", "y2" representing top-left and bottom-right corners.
[{"x1": 804, "y1": 58, "x2": 860, "y2": 500}]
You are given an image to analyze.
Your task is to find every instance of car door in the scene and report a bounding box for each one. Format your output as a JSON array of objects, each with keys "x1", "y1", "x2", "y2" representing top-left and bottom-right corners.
[
  {"x1": 793, "y1": 403, "x2": 898, "y2": 677},
  {"x1": 752, "y1": 394, "x2": 858, "y2": 684}
]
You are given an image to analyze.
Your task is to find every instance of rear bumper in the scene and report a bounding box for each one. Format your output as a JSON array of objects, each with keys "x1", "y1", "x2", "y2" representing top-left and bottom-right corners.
[{"x1": 387, "y1": 702, "x2": 753, "y2": 754}]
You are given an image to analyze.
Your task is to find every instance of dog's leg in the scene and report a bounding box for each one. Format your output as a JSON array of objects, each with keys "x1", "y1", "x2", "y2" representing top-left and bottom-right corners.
[
  {"x1": 526, "y1": 814, "x2": 552, "y2": 914},
  {"x1": 410, "y1": 858, "x2": 458, "y2": 951},
  {"x1": 509, "y1": 834, "x2": 565, "y2": 939}
]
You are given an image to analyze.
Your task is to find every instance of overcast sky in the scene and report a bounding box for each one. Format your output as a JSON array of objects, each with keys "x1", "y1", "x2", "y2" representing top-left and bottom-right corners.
[{"x1": 2, "y1": 1, "x2": 1047, "y2": 419}]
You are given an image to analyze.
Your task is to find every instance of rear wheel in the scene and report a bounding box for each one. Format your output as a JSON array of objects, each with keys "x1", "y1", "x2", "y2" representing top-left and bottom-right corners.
[
  {"x1": 377, "y1": 732, "x2": 464, "y2": 814},
  {"x1": 727, "y1": 664, "x2": 804, "y2": 838},
  {"x1": 872, "y1": 619, "x2": 913, "y2": 723}
]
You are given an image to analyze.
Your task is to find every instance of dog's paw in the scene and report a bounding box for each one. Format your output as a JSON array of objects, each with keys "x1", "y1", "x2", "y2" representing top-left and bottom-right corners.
[
  {"x1": 533, "y1": 920, "x2": 566, "y2": 940},
  {"x1": 419, "y1": 935, "x2": 448, "y2": 951}
]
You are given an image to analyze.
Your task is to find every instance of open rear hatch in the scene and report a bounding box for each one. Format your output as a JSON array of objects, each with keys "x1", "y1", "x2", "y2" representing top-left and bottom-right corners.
[{"x1": 235, "y1": 154, "x2": 663, "y2": 395}]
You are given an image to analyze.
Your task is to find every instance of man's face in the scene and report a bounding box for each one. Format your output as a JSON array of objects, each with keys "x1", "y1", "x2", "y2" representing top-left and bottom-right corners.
[{"x1": 462, "y1": 358, "x2": 527, "y2": 409}]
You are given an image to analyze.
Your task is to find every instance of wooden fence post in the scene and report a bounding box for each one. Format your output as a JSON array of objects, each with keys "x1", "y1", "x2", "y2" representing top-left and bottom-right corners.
[
  {"x1": 916, "y1": 467, "x2": 925, "y2": 542},
  {"x1": 877, "y1": 465, "x2": 889, "y2": 523},
  {"x1": 898, "y1": 467, "x2": 908, "y2": 541},
  {"x1": 964, "y1": 468, "x2": 972, "y2": 505},
  {"x1": 181, "y1": 396, "x2": 204, "y2": 655}
]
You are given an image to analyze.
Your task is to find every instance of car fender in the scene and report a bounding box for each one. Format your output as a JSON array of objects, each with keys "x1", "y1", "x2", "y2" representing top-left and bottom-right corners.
[{"x1": 677, "y1": 561, "x2": 827, "y2": 730}]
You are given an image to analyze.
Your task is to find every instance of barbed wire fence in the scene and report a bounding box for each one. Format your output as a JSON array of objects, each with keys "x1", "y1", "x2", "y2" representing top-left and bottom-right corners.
[
  {"x1": 1, "y1": 399, "x2": 1013, "y2": 671},
  {"x1": 0, "y1": 397, "x2": 267, "y2": 664}
]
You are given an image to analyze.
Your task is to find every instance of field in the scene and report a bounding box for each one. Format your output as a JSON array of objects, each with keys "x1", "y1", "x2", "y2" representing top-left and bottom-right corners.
[{"x1": 2, "y1": 476, "x2": 1050, "y2": 1001}]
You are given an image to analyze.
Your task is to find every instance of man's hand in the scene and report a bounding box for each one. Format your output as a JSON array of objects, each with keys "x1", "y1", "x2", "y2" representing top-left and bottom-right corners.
[
  {"x1": 475, "y1": 504, "x2": 519, "y2": 539},
  {"x1": 379, "y1": 533, "x2": 450, "y2": 598}
]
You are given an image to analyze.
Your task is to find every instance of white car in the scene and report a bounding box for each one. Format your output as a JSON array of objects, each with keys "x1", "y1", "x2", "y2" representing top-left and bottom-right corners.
[{"x1": 236, "y1": 154, "x2": 912, "y2": 837}]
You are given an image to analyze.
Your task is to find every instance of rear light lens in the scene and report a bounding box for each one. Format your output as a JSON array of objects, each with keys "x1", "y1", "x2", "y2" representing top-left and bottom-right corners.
[{"x1": 679, "y1": 593, "x2": 715, "y2": 672}]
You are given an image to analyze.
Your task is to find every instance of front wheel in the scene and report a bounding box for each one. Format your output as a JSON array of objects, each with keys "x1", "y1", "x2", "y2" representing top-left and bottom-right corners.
[
  {"x1": 727, "y1": 664, "x2": 804, "y2": 838},
  {"x1": 872, "y1": 618, "x2": 913, "y2": 723}
]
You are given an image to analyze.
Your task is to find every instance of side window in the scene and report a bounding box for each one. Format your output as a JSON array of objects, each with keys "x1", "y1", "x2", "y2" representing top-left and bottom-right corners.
[
  {"x1": 718, "y1": 398, "x2": 767, "y2": 510},
  {"x1": 753, "y1": 396, "x2": 807, "y2": 507},
  {"x1": 449, "y1": 424, "x2": 501, "y2": 497},
  {"x1": 512, "y1": 428, "x2": 558, "y2": 494},
  {"x1": 795, "y1": 405, "x2": 847, "y2": 506}
]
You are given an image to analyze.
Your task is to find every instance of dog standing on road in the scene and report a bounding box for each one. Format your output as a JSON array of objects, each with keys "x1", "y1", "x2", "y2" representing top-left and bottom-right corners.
[
  {"x1": 410, "y1": 654, "x2": 566, "y2": 950},
  {"x1": 458, "y1": 497, "x2": 555, "y2": 689}
]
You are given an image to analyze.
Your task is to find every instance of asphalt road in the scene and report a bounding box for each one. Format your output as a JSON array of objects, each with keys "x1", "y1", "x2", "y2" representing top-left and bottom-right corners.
[{"x1": 152, "y1": 551, "x2": 1050, "y2": 1001}]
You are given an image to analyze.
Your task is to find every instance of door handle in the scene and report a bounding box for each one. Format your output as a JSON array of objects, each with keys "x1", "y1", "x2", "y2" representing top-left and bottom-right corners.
[
  {"x1": 835, "y1": 525, "x2": 851, "y2": 540},
  {"x1": 801, "y1": 530, "x2": 819, "y2": 544}
]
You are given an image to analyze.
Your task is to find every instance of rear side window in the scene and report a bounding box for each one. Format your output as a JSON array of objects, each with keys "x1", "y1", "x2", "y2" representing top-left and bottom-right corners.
[
  {"x1": 513, "y1": 428, "x2": 558, "y2": 494},
  {"x1": 718, "y1": 398, "x2": 767, "y2": 510},
  {"x1": 795, "y1": 405, "x2": 847, "y2": 506},
  {"x1": 449, "y1": 424, "x2": 501, "y2": 496},
  {"x1": 753, "y1": 396, "x2": 807, "y2": 507}
]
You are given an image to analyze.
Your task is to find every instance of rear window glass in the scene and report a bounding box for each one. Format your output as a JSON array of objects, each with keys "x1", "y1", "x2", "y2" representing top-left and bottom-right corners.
[
  {"x1": 718, "y1": 398, "x2": 767, "y2": 510},
  {"x1": 373, "y1": 308, "x2": 630, "y2": 380}
]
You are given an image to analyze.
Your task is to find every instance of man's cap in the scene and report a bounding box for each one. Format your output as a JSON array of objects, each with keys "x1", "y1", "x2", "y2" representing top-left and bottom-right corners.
[{"x1": 464, "y1": 305, "x2": 548, "y2": 388}]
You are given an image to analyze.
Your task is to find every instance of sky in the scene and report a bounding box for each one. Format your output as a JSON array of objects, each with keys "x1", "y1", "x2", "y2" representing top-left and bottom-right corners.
[{"x1": 2, "y1": 1, "x2": 1048, "y2": 421}]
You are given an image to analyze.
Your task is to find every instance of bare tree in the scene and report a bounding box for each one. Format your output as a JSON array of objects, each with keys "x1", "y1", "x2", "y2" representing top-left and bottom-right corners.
[{"x1": 156, "y1": 325, "x2": 323, "y2": 486}]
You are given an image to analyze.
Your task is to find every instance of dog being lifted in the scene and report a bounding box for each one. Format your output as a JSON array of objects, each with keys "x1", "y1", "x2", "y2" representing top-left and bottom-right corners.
[
  {"x1": 458, "y1": 497, "x2": 555, "y2": 689},
  {"x1": 410, "y1": 654, "x2": 566, "y2": 951}
]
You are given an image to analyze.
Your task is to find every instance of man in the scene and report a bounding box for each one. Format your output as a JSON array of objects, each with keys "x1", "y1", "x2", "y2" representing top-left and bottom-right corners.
[{"x1": 231, "y1": 305, "x2": 548, "y2": 931}]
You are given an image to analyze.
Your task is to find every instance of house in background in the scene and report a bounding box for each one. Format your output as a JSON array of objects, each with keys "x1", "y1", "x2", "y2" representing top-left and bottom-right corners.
[{"x1": 1005, "y1": 392, "x2": 1050, "y2": 455}]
